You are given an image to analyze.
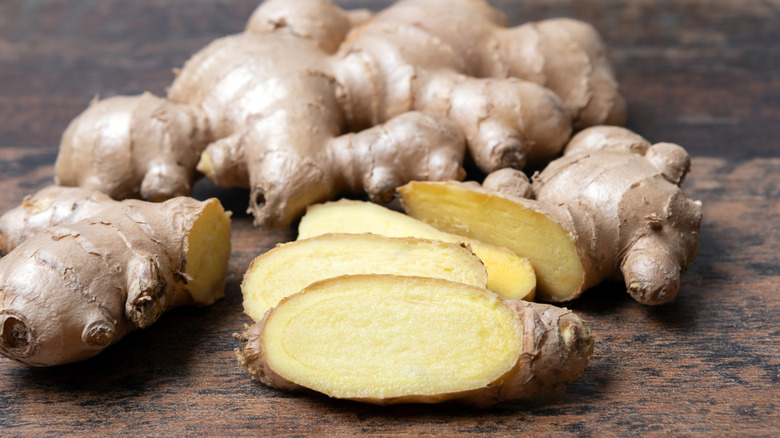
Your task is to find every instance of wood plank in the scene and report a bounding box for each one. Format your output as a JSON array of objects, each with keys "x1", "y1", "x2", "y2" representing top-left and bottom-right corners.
[{"x1": 0, "y1": 0, "x2": 778, "y2": 435}]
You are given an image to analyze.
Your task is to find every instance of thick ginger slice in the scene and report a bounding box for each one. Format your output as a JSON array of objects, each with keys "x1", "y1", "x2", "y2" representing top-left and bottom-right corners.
[
  {"x1": 298, "y1": 200, "x2": 536, "y2": 301},
  {"x1": 399, "y1": 126, "x2": 703, "y2": 304},
  {"x1": 235, "y1": 274, "x2": 593, "y2": 405},
  {"x1": 242, "y1": 233, "x2": 488, "y2": 321},
  {"x1": 0, "y1": 186, "x2": 231, "y2": 366}
]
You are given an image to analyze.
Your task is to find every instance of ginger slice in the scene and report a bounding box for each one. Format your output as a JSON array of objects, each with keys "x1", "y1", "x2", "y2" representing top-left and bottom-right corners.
[
  {"x1": 398, "y1": 181, "x2": 584, "y2": 302},
  {"x1": 298, "y1": 200, "x2": 536, "y2": 301},
  {"x1": 242, "y1": 233, "x2": 487, "y2": 321},
  {"x1": 236, "y1": 274, "x2": 594, "y2": 405}
]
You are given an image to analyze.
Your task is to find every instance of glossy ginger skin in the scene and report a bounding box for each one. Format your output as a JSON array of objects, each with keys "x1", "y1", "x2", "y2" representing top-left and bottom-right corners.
[{"x1": 54, "y1": 0, "x2": 625, "y2": 228}]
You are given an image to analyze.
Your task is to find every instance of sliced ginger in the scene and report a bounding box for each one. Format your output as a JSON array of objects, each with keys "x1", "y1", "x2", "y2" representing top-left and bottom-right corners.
[
  {"x1": 398, "y1": 182, "x2": 583, "y2": 302},
  {"x1": 241, "y1": 233, "x2": 488, "y2": 321},
  {"x1": 235, "y1": 274, "x2": 594, "y2": 405},
  {"x1": 298, "y1": 200, "x2": 536, "y2": 301}
]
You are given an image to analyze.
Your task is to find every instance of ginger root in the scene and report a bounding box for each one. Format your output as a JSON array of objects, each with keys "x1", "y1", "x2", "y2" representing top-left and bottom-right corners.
[
  {"x1": 242, "y1": 233, "x2": 488, "y2": 321},
  {"x1": 399, "y1": 126, "x2": 702, "y2": 305},
  {"x1": 298, "y1": 199, "x2": 536, "y2": 301},
  {"x1": 236, "y1": 274, "x2": 593, "y2": 405},
  {"x1": 0, "y1": 186, "x2": 232, "y2": 366},
  {"x1": 55, "y1": 0, "x2": 624, "y2": 228}
]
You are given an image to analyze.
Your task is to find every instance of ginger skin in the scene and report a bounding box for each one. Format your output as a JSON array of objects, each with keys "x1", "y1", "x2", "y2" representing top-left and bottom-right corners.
[
  {"x1": 0, "y1": 186, "x2": 116, "y2": 257},
  {"x1": 0, "y1": 186, "x2": 231, "y2": 366},
  {"x1": 55, "y1": 93, "x2": 210, "y2": 202},
  {"x1": 236, "y1": 275, "x2": 593, "y2": 406},
  {"x1": 55, "y1": 0, "x2": 625, "y2": 228},
  {"x1": 399, "y1": 126, "x2": 702, "y2": 305}
]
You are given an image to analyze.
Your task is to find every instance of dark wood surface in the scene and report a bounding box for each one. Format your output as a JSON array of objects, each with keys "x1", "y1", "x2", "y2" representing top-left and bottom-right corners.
[{"x1": 1, "y1": 0, "x2": 778, "y2": 435}]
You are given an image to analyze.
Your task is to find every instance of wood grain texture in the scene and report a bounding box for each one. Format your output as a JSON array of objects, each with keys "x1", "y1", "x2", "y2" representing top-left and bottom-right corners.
[{"x1": 0, "y1": 0, "x2": 778, "y2": 435}]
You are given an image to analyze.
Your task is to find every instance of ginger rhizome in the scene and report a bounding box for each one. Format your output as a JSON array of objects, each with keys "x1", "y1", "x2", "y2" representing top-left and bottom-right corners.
[
  {"x1": 242, "y1": 233, "x2": 488, "y2": 321},
  {"x1": 399, "y1": 126, "x2": 702, "y2": 305},
  {"x1": 55, "y1": 0, "x2": 625, "y2": 228},
  {"x1": 298, "y1": 199, "x2": 536, "y2": 301},
  {"x1": 0, "y1": 186, "x2": 231, "y2": 366},
  {"x1": 236, "y1": 274, "x2": 593, "y2": 405}
]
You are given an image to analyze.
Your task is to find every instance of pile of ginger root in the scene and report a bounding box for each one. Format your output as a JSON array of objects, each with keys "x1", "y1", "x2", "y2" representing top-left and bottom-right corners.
[
  {"x1": 54, "y1": 0, "x2": 626, "y2": 228},
  {"x1": 0, "y1": 0, "x2": 704, "y2": 407}
]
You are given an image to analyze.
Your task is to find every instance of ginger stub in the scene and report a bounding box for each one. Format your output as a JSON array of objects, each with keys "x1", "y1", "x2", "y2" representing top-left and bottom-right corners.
[
  {"x1": 241, "y1": 233, "x2": 488, "y2": 321},
  {"x1": 0, "y1": 186, "x2": 231, "y2": 366},
  {"x1": 236, "y1": 274, "x2": 593, "y2": 405},
  {"x1": 298, "y1": 199, "x2": 536, "y2": 301}
]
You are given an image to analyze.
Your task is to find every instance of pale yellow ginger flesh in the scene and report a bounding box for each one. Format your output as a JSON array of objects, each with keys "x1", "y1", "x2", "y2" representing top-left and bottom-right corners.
[
  {"x1": 398, "y1": 182, "x2": 584, "y2": 302},
  {"x1": 184, "y1": 199, "x2": 233, "y2": 305},
  {"x1": 236, "y1": 274, "x2": 594, "y2": 405},
  {"x1": 298, "y1": 200, "x2": 535, "y2": 301},
  {"x1": 241, "y1": 233, "x2": 488, "y2": 321},
  {"x1": 262, "y1": 276, "x2": 521, "y2": 400}
]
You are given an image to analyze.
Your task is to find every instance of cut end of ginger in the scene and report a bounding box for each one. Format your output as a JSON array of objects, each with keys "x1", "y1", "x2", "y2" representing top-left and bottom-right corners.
[
  {"x1": 257, "y1": 275, "x2": 523, "y2": 402},
  {"x1": 184, "y1": 198, "x2": 232, "y2": 305},
  {"x1": 398, "y1": 181, "x2": 585, "y2": 302}
]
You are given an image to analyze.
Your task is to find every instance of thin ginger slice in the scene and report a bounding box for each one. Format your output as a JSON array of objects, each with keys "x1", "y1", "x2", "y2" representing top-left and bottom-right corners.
[
  {"x1": 235, "y1": 274, "x2": 594, "y2": 405},
  {"x1": 398, "y1": 181, "x2": 585, "y2": 302},
  {"x1": 298, "y1": 200, "x2": 536, "y2": 301},
  {"x1": 242, "y1": 233, "x2": 487, "y2": 321}
]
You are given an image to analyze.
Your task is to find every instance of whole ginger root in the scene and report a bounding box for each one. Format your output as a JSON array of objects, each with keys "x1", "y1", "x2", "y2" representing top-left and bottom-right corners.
[
  {"x1": 399, "y1": 126, "x2": 702, "y2": 305},
  {"x1": 55, "y1": 0, "x2": 625, "y2": 228},
  {"x1": 0, "y1": 186, "x2": 231, "y2": 366},
  {"x1": 236, "y1": 274, "x2": 593, "y2": 406}
]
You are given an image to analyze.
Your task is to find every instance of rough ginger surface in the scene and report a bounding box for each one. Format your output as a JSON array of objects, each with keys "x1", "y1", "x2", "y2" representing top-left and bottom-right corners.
[{"x1": 54, "y1": 0, "x2": 625, "y2": 228}]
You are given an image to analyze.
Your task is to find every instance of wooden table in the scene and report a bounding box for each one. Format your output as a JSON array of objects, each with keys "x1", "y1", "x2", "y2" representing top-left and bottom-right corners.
[{"x1": 1, "y1": 0, "x2": 778, "y2": 435}]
